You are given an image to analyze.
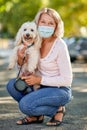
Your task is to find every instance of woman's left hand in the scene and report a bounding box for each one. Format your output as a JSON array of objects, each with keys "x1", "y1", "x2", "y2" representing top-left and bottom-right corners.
[{"x1": 21, "y1": 74, "x2": 41, "y2": 85}]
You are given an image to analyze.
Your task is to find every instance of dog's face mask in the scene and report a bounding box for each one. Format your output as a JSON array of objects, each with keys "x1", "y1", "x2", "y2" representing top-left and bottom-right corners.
[{"x1": 20, "y1": 22, "x2": 37, "y2": 45}]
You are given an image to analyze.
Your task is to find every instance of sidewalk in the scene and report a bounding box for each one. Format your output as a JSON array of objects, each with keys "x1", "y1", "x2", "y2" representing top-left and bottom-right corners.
[{"x1": 0, "y1": 58, "x2": 87, "y2": 130}]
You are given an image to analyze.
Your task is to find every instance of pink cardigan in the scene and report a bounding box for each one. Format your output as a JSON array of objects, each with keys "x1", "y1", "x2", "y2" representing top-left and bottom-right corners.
[{"x1": 38, "y1": 38, "x2": 73, "y2": 87}]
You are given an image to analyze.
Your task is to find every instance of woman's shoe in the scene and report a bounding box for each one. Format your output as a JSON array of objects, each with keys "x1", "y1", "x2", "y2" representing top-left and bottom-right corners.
[
  {"x1": 16, "y1": 115, "x2": 44, "y2": 125},
  {"x1": 46, "y1": 107, "x2": 65, "y2": 126}
]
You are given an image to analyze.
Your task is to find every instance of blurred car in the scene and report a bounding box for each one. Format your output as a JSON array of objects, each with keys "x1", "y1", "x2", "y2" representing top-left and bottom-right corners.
[
  {"x1": 67, "y1": 37, "x2": 87, "y2": 62},
  {"x1": 76, "y1": 37, "x2": 87, "y2": 61},
  {"x1": 66, "y1": 37, "x2": 79, "y2": 62}
]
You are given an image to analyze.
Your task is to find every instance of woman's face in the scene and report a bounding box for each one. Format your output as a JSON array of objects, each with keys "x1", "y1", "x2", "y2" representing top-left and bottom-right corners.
[{"x1": 38, "y1": 13, "x2": 56, "y2": 29}]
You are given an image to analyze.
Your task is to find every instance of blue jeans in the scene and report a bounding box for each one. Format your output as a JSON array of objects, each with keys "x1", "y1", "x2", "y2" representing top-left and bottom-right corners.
[{"x1": 6, "y1": 78, "x2": 72, "y2": 117}]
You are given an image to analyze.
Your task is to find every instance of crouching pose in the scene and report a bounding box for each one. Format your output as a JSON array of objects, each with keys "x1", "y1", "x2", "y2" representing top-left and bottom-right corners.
[{"x1": 7, "y1": 8, "x2": 73, "y2": 126}]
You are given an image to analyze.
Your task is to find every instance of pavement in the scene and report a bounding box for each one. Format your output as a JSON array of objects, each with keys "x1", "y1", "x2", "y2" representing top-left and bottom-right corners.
[{"x1": 0, "y1": 57, "x2": 87, "y2": 130}]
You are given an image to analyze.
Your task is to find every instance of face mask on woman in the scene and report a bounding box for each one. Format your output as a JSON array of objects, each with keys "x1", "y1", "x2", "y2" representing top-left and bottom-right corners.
[{"x1": 38, "y1": 26, "x2": 55, "y2": 38}]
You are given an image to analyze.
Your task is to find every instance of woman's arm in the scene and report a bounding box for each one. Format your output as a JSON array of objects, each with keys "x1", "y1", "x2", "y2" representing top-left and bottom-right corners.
[{"x1": 17, "y1": 46, "x2": 28, "y2": 66}]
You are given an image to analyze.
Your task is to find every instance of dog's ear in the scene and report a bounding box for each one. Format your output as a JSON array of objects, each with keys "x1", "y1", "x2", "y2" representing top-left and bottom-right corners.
[
  {"x1": 14, "y1": 26, "x2": 22, "y2": 46},
  {"x1": 34, "y1": 30, "x2": 42, "y2": 49}
]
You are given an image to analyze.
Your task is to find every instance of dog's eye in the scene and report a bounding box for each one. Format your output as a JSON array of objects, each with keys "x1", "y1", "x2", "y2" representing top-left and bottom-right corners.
[
  {"x1": 31, "y1": 29, "x2": 34, "y2": 32},
  {"x1": 24, "y1": 29, "x2": 27, "y2": 31}
]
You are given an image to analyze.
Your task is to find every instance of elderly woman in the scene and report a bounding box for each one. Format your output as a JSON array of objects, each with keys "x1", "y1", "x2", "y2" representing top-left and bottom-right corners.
[{"x1": 7, "y1": 8, "x2": 73, "y2": 126}]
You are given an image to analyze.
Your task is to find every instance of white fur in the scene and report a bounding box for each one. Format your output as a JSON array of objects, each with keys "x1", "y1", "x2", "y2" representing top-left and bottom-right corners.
[{"x1": 8, "y1": 21, "x2": 41, "y2": 76}]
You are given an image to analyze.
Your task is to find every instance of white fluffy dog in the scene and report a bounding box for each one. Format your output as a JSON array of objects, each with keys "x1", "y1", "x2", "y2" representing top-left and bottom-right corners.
[{"x1": 8, "y1": 21, "x2": 41, "y2": 76}]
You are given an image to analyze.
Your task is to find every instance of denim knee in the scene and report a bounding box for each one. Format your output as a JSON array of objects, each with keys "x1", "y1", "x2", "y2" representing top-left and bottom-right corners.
[
  {"x1": 19, "y1": 98, "x2": 31, "y2": 115},
  {"x1": 7, "y1": 78, "x2": 16, "y2": 93},
  {"x1": 19, "y1": 95, "x2": 36, "y2": 116},
  {"x1": 6, "y1": 78, "x2": 24, "y2": 102}
]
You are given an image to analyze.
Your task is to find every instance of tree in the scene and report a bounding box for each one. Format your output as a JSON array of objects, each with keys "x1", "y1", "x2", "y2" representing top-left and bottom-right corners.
[
  {"x1": 0, "y1": 0, "x2": 42, "y2": 37},
  {"x1": 0, "y1": 0, "x2": 87, "y2": 38},
  {"x1": 48, "y1": 0, "x2": 87, "y2": 36}
]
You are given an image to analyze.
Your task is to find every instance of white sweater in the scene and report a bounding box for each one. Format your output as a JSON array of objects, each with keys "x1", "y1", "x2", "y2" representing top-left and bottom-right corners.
[{"x1": 38, "y1": 38, "x2": 73, "y2": 87}]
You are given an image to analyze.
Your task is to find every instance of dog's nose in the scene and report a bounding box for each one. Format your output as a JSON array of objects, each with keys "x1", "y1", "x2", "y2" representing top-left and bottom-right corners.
[{"x1": 26, "y1": 33, "x2": 30, "y2": 37}]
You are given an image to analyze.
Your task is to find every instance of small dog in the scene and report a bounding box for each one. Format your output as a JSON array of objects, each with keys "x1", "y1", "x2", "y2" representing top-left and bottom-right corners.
[{"x1": 8, "y1": 21, "x2": 41, "y2": 76}]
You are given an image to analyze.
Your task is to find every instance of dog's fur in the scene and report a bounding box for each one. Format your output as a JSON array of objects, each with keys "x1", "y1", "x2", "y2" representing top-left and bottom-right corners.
[{"x1": 8, "y1": 21, "x2": 41, "y2": 76}]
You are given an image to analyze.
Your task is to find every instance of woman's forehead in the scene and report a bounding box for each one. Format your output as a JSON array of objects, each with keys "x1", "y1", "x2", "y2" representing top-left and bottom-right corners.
[{"x1": 39, "y1": 13, "x2": 55, "y2": 21}]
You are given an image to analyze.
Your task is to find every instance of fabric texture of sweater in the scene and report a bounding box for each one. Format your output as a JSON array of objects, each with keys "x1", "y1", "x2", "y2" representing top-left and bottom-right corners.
[{"x1": 38, "y1": 38, "x2": 73, "y2": 87}]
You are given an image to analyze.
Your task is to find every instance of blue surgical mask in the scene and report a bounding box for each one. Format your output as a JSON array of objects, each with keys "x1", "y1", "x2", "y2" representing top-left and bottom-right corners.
[{"x1": 38, "y1": 26, "x2": 55, "y2": 38}]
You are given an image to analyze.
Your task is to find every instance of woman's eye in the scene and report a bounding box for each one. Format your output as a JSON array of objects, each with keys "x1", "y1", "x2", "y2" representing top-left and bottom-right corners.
[
  {"x1": 41, "y1": 21, "x2": 45, "y2": 23},
  {"x1": 24, "y1": 29, "x2": 27, "y2": 31},
  {"x1": 31, "y1": 29, "x2": 34, "y2": 32},
  {"x1": 49, "y1": 22, "x2": 54, "y2": 25}
]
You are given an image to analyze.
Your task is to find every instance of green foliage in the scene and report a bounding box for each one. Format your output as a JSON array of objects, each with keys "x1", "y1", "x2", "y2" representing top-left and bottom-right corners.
[
  {"x1": 0, "y1": 0, "x2": 42, "y2": 37},
  {"x1": 48, "y1": 0, "x2": 87, "y2": 36},
  {"x1": 0, "y1": 0, "x2": 87, "y2": 38}
]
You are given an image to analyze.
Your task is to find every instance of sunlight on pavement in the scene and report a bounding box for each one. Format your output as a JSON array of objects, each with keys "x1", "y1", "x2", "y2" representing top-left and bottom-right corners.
[
  {"x1": 73, "y1": 86, "x2": 87, "y2": 92},
  {"x1": 72, "y1": 63, "x2": 87, "y2": 73},
  {"x1": 73, "y1": 67, "x2": 87, "y2": 73},
  {"x1": 0, "y1": 58, "x2": 8, "y2": 65},
  {"x1": 0, "y1": 97, "x2": 15, "y2": 104},
  {"x1": 0, "y1": 113, "x2": 20, "y2": 118}
]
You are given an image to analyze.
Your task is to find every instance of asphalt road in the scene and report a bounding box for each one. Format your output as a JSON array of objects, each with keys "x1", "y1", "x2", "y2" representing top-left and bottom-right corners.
[{"x1": 0, "y1": 58, "x2": 87, "y2": 130}]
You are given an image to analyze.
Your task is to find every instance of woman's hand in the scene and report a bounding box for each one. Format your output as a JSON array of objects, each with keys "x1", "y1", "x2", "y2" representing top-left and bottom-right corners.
[
  {"x1": 17, "y1": 46, "x2": 29, "y2": 66},
  {"x1": 21, "y1": 74, "x2": 42, "y2": 85}
]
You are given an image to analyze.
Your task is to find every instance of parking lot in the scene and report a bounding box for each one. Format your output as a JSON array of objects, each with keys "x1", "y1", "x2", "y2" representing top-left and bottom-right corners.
[{"x1": 65, "y1": 37, "x2": 87, "y2": 62}]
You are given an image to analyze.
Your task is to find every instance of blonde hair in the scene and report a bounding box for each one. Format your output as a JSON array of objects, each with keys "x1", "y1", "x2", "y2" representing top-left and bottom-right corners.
[{"x1": 34, "y1": 8, "x2": 64, "y2": 38}]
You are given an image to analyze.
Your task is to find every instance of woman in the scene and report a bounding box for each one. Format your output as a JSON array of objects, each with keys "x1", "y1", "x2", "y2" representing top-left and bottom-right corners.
[{"x1": 7, "y1": 8, "x2": 73, "y2": 126}]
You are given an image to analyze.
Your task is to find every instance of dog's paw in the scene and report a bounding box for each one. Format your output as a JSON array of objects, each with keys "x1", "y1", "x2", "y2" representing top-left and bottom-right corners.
[
  {"x1": 8, "y1": 67, "x2": 12, "y2": 70},
  {"x1": 7, "y1": 65, "x2": 13, "y2": 70}
]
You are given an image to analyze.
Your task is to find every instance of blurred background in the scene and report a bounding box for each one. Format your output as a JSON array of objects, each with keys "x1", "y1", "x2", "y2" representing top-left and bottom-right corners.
[{"x1": 0, "y1": 1, "x2": 87, "y2": 129}]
